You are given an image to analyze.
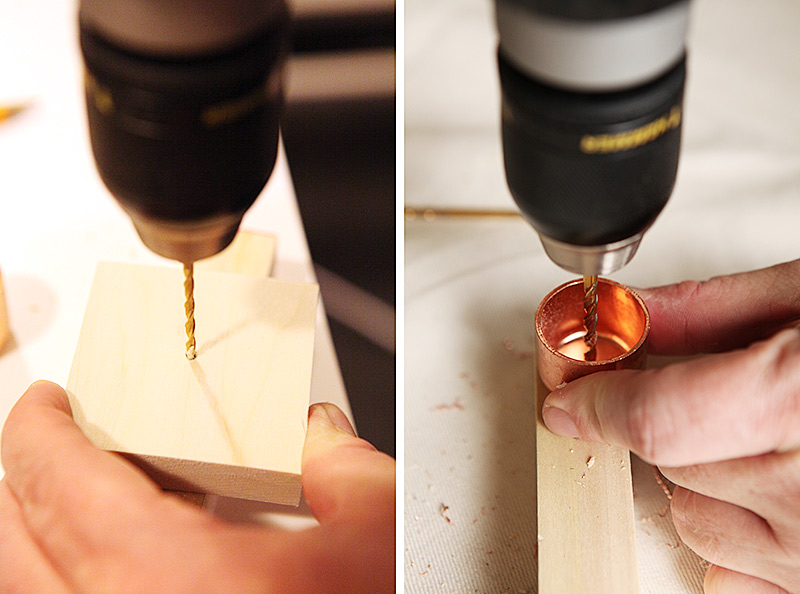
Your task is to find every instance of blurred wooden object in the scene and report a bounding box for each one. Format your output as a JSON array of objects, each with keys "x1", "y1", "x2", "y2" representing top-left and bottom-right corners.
[
  {"x1": 198, "y1": 230, "x2": 276, "y2": 276},
  {"x1": 0, "y1": 267, "x2": 9, "y2": 353}
]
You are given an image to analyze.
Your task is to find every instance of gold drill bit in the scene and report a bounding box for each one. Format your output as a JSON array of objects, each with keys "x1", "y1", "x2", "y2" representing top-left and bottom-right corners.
[
  {"x1": 583, "y1": 274, "x2": 598, "y2": 361},
  {"x1": 183, "y1": 262, "x2": 196, "y2": 360}
]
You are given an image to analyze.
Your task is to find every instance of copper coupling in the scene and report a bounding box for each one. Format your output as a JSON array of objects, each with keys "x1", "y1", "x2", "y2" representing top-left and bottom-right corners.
[{"x1": 535, "y1": 278, "x2": 650, "y2": 391}]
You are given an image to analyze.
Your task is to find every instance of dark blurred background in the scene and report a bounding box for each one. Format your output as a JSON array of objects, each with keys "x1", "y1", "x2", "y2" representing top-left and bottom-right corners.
[{"x1": 282, "y1": 0, "x2": 395, "y2": 456}]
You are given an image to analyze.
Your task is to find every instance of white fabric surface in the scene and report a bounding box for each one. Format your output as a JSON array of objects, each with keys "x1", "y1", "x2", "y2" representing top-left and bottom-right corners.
[
  {"x1": 0, "y1": 0, "x2": 348, "y2": 528},
  {"x1": 405, "y1": 0, "x2": 800, "y2": 591}
]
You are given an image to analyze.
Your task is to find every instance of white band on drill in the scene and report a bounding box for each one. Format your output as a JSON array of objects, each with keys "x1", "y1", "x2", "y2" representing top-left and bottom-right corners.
[{"x1": 496, "y1": 0, "x2": 690, "y2": 92}]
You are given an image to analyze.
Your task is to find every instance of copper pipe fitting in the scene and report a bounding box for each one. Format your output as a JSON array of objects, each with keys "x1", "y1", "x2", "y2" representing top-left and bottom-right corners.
[{"x1": 535, "y1": 278, "x2": 649, "y2": 391}]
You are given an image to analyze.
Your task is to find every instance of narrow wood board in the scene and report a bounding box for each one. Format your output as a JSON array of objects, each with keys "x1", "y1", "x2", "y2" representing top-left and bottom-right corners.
[
  {"x1": 536, "y1": 357, "x2": 639, "y2": 593},
  {"x1": 66, "y1": 261, "x2": 319, "y2": 505},
  {"x1": 197, "y1": 230, "x2": 276, "y2": 277},
  {"x1": 0, "y1": 267, "x2": 9, "y2": 352}
]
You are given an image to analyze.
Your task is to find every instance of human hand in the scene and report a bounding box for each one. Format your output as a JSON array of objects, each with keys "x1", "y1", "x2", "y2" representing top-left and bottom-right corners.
[
  {"x1": 541, "y1": 260, "x2": 800, "y2": 594},
  {"x1": 0, "y1": 381, "x2": 395, "y2": 593}
]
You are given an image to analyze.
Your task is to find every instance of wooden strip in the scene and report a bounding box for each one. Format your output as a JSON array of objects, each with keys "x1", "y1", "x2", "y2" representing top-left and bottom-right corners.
[
  {"x1": 403, "y1": 207, "x2": 522, "y2": 220},
  {"x1": 66, "y1": 261, "x2": 318, "y2": 505},
  {"x1": 0, "y1": 267, "x2": 9, "y2": 353},
  {"x1": 536, "y1": 356, "x2": 639, "y2": 593}
]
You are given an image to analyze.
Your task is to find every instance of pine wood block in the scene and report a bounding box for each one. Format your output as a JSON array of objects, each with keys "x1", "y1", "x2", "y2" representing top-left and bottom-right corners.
[
  {"x1": 66, "y1": 261, "x2": 319, "y2": 505},
  {"x1": 536, "y1": 357, "x2": 639, "y2": 593},
  {"x1": 172, "y1": 229, "x2": 275, "y2": 505},
  {"x1": 0, "y1": 267, "x2": 9, "y2": 353},
  {"x1": 197, "y1": 230, "x2": 276, "y2": 276}
]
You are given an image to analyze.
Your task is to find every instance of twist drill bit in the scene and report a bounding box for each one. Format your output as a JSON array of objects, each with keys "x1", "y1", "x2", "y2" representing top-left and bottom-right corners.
[
  {"x1": 583, "y1": 274, "x2": 598, "y2": 361},
  {"x1": 183, "y1": 263, "x2": 196, "y2": 360}
]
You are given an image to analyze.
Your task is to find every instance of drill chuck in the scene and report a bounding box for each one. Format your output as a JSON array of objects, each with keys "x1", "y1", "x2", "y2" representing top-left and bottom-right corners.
[{"x1": 79, "y1": 0, "x2": 290, "y2": 262}]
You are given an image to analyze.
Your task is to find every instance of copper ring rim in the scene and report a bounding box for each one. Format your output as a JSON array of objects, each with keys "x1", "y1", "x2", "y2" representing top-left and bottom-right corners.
[{"x1": 535, "y1": 277, "x2": 650, "y2": 365}]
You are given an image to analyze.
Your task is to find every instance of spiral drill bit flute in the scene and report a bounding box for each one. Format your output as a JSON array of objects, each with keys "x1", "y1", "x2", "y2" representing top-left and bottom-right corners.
[
  {"x1": 583, "y1": 275, "x2": 598, "y2": 361},
  {"x1": 183, "y1": 263, "x2": 197, "y2": 360}
]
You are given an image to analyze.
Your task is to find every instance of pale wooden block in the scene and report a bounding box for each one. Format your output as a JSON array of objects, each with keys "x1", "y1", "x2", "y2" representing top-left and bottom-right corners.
[
  {"x1": 174, "y1": 230, "x2": 274, "y2": 505},
  {"x1": 66, "y1": 262, "x2": 319, "y2": 505},
  {"x1": 0, "y1": 267, "x2": 9, "y2": 353},
  {"x1": 536, "y1": 358, "x2": 639, "y2": 593},
  {"x1": 197, "y1": 230, "x2": 276, "y2": 277}
]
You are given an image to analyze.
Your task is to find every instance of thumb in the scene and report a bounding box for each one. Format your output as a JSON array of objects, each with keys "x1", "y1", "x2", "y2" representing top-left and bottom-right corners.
[
  {"x1": 301, "y1": 403, "x2": 395, "y2": 524},
  {"x1": 541, "y1": 328, "x2": 800, "y2": 467}
]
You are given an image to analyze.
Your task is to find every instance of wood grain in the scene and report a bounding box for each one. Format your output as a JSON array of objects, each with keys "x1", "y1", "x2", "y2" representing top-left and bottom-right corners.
[
  {"x1": 176, "y1": 229, "x2": 275, "y2": 504},
  {"x1": 66, "y1": 260, "x2": 318, "y2": 505},
  {"x1": 536, "y1": 356, "x2": 639, "y2": 593}
]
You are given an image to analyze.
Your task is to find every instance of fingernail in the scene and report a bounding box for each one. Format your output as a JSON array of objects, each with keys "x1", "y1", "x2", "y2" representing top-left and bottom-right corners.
[
  {"x1": 669, "y1": 486, "x2": 688, "y2": 523},
  {"x1": 309, "y1": 403, "x2": 356, "y2": 436},
  {"x1": 542, "y1": 405, "x2": 580, "y2": 438}
]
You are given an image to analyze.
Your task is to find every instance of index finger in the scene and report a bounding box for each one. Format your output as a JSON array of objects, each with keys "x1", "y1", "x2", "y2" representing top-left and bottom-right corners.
[
  {"x1": 542, "y1": 327, "x2": 800, "y2": 466},
  {"x1": 640, "y1": 260, "x2": 800, "y2": 356},
  {"x1": 0, "y1": 382, "x2": 186, "y2": 584}
]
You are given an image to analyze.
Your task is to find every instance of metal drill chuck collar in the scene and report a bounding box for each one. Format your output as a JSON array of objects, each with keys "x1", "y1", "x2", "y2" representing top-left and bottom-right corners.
[
  {"x1": 538, "y1": 232, "x2": 644, "y2": 276},
  {"x1": 126, "y1": 210, "x2": 243, "y2": 263}
]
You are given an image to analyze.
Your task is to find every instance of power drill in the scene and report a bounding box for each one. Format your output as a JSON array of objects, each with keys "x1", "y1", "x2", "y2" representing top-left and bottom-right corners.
[
  {"x1": 78, "y1": 0, "x2": 290, "y2": 264},
  {"x1": 496, "y1": 0, "x2": 690, "y2": 276}
]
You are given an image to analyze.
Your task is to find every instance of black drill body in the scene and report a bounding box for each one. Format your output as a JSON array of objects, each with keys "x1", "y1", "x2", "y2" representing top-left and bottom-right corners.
[
  {"x1": 496, "y1": 0, "x2": 690, "y2": 274},
  {"x1": 81, "y1": 26, "x2": 286, "y2": 224},
  {"x1": 79, "y1": 1, "x2": 290, "y2": 262},
  {"x1": 499, "y1": 53, "x2": 685, "y2": 247}
]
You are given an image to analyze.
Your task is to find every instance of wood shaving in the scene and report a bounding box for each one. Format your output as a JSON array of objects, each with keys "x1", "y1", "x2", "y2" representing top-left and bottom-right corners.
[
  {"x1": 502, "y1": 337, "x2": 534, "y2": 360},
  {"x1": 458, "y1": 372, "x2": 479, "y2": 390},
  {"x1": 440, "y1": 503, "x2": 453, "y2": 525},
  {"x1": 652, "y1": 466, "x2": 673, "y2": 500},
  {"x1": 586, "y1": 456, "x2": 595, "y2": 468},
  {"x1": 432, "y1": 397, "x2": 465, "y2": 412},
  {"x1": 640, "y1": 504, "x2": 669, "y2": 526}
]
